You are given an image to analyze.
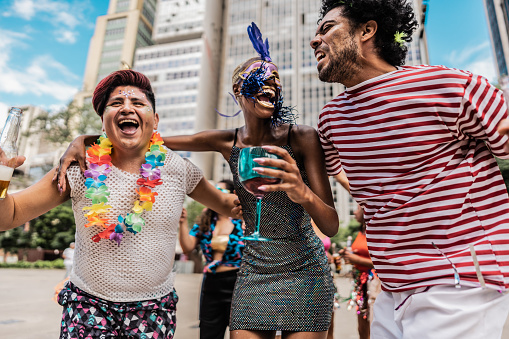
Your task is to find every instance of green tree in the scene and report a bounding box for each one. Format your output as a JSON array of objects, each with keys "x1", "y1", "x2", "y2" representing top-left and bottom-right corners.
[
  {"x1": 330, "y1": 218, "x2": 361, "y2": 249},
  {"x1": 28, "y1": 101, "x2": 102, "y2": 144},
  {"x1": 496, "y1": 157, "x2": 509, "y2": 192},
  {"x1": 28, "y1": 200, "x2": 76, "y2": 250},
  {"x1": 0, "y1": 226, "x2": 30, "y2": 254},
  {"x1": 185, "y1": 200, "x2": 206, "y2": 228}
]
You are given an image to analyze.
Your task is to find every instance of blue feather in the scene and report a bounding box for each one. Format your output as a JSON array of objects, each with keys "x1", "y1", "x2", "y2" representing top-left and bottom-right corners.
[{"x1": 247, "y1": 22, "x2": 271, "y2": 61}]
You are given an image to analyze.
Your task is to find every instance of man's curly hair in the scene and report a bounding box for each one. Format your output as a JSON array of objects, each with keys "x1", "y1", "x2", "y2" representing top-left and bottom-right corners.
[{"x1": 319, "y1": 0, "x2": 418, "y2": 66}]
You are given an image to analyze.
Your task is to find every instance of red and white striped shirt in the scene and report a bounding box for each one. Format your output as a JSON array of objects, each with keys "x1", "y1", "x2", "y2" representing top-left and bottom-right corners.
[{"x1": 318, "y1": 65, "x2": 509, "y2": 292}]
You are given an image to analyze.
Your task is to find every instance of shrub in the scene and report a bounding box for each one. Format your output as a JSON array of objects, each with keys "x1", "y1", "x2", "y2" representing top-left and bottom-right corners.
[{"x1": 0, "y1": 259, "x2": 65, "y2": 269}]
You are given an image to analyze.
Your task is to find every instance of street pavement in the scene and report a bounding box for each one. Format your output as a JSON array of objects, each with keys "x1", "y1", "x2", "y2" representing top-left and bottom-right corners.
[{"x1": 1, "y1": 269, "x2": 508, "y2": 338}]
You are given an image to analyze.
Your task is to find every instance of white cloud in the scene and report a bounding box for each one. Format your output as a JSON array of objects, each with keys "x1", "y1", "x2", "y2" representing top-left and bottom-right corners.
[
  {"x1": 55, "y1": 30, "x2": 77, "y2": 44},
  {"x1": 11, "y1": 0, "x2": 35, "y2": 20},
  {"x1": 47, "y1": 103, "x2": 68, "y2": 113},
  {"x1": 446, "y1": 41, "x2": 492, "y2": 66},
  {"x1": 465, "y1": 58, "x2": 498, "y2": 83},
  {"x1": 0, "y1": 30, "x2": 29, "y2": 69},
  {"x1": 444, "y1": 41, "x2": 499, "y2": 83},
  {"x1": 5, "y1": 0, "x2": 92, "y2": 44},
  {"x1": 0, "y1": 28, "x2": 79, "y2": 104}
]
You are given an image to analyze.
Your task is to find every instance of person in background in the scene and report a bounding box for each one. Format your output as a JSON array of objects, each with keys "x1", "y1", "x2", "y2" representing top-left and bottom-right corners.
[
  {"x1": 312, "y1": 220, "x2": 337, "y2": 339},
  {"x1": 62, "y1": 241, "x2": 75, "y2": 277},
  {"x1": 339, "y1": 206, "x2": 380, "y2": 339},
  {"x1": 179, "y1": 179, "x2": 244, "y2": 339}
]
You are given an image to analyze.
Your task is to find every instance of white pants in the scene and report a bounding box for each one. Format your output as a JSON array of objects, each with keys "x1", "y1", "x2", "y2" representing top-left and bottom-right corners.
[{"x1": 371, "y1": 285, "x2": 509, "y2": 339}]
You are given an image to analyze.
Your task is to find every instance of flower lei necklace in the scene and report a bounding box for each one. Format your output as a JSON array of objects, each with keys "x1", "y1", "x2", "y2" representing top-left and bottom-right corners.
[{"x1": 83, "y1": 132, "x2": 167, "y2": 245}]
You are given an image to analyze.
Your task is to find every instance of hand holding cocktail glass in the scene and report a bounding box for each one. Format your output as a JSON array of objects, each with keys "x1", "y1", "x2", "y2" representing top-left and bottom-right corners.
[
  {"x1": 251, "y1": 146, "x2": 312, "y2": 204},
  {"x1": 238, "y1": 145, "x2": 311, "y2": 241}
]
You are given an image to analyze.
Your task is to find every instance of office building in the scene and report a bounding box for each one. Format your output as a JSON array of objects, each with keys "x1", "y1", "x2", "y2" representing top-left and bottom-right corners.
[
  {"x1": 74, "y1": 0, "x2": 157, "y2": 106},
  {"x1": 484, "y1": 0, "x2": 509, "y2": 79},
  {"x1": 133, "y1": 0, "x2": 224, "y2": 176},
  {"x1": 407, "y1": 0, "x2": 430, "y2": 66}
]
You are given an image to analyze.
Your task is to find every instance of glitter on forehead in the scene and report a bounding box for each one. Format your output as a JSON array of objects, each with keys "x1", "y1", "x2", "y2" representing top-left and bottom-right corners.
[{"x1": 119, "y1": 89, "x2": 136, "y2": 98}]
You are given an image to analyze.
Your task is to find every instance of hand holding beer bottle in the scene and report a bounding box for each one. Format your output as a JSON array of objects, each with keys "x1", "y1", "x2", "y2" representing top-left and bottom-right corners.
[{"x1": 0, "y1": 107, "x2": 25, "y2": 199}]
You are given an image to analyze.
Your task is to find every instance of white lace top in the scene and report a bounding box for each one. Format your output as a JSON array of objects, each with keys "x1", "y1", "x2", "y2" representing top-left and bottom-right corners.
[{"x1": 67, "y1": 146, "x2": 203, "y2": 302}]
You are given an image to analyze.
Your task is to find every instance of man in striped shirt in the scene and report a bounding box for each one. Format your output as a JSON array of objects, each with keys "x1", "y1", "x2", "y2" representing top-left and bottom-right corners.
[{"x1": 312, "y1": 0, "x2": 509, "y2": 338}]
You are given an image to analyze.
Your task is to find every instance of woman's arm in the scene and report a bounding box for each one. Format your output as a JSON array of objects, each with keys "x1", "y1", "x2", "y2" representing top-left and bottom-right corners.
[
  {"x1": 334, "y1": 170, "x2": 350, "y2": 192},
  {"x1": 178, "y1": 208, "x2": 198, "y2": 255},
  {"x1": 0, "y1": 167, "x2": 71, "y2": 231},
  {"x1": 161, "y1": 130, "x2": 233, "y2": 155},
  {"x1": 253, "y1": 125, "x2": 339, "y2": 237},
  {"x1": 188, "y1": 178, "x2": 242, "y2": 220},
  {"x1": 341, "y1": 249, "x2": 374, "y2": 269},
  {"x1": 54, "y1": 130, "x2": 235, "y2": 193}
]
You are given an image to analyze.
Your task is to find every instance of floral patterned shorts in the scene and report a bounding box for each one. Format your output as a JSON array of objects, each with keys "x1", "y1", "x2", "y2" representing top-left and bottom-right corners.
[{"x1": 57, "y1": 281, "x2": 178, "y2": 339}]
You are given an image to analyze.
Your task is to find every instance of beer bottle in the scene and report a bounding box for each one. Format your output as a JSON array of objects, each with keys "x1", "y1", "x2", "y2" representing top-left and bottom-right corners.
[
  {"x1": 331, "y1": 243, "x2": 341, "y2": 274},
  {"x1": 0, "y1": 107, "x2": 23, "y2": 199}
]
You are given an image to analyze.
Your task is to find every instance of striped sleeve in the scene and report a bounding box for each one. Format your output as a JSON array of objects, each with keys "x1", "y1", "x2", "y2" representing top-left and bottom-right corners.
[
  {"x1": 317, "y1": 116, "x2": 343, "y2": 176},
  {"x1": 458, "y1": 73, "x2": 509, "y2": 158}
]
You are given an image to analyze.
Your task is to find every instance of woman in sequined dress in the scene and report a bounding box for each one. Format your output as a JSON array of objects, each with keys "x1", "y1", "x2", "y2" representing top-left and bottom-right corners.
[{"x1": 54, "y1": 27, "x2": 339, "y2": 339}]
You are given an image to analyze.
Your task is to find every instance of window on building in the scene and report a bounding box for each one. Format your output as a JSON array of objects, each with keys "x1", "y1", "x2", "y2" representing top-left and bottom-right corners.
[{"x1": 116, "y1": 0, "x2": 130, "y2": 13}]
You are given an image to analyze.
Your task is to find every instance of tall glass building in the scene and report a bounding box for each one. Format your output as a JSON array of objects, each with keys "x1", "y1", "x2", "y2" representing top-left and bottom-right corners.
[
  {"x1": 484, "y1": 0, "x2": 509, "y2": 78},
  {"x1": 74, "y1": 0, "x2": 157, "y2": 106},
  {"x1": 133, "y1": 0, "x2": 224, "y2": 176}
]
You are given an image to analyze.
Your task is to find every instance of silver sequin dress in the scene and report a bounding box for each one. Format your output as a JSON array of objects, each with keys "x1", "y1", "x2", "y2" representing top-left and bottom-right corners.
[{"x1": 228, "y1": 130, "x2": 334, "y2": 332}]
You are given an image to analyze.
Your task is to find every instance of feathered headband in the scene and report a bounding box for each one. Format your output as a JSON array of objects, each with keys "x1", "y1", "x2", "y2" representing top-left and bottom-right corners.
[
  {"x1": 247, "y1": 22, "x2": 272, "y2": 62},
  {"x1": 216, "y1": 22, "x2": 297, "y2": 126}
]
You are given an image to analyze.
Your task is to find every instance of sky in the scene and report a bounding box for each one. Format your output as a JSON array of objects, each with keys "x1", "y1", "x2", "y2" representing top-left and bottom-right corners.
[
  {"x1": 0, "y1": 0, "x2": 109, "y2": 123},
  {"x1": 0, "y1": 0, "x2": 500, "y2": 124}
]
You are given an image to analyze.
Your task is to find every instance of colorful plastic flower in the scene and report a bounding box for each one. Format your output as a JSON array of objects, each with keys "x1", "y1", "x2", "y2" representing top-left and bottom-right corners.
[
  {"x1": 145, "y1": 154, "x2": 164, "y2": 168},
  {"x1": 110, "y1": 231, "x2": 124, "y2": 246},
  {"x1": 132, "y1": 201, "x2": 144, "y2": 214},
  {"x1": 133, "y1": 200, "x2": 154, "y2": 213},
  {"x1": 84, "y1": 132, "x2": 164, "y2": 245},
  {"x1": 136, "y1": 186, "x2": 158, "y2": 203},
  {"x1": 146, "y1": 144, "x2": 167, "y2": 160},
  {"x1": 92, "y1": 223, "x2": 116, "y2": 242},
  {"x1": 85, "y1": 186, "x2": 110, "y2": 204},
  {"x1": 87, "y1": 153, "x2": 112, "y2": 166},
  {"x1": 87, "y1": 144, "x2": 111, "y2": 157},
  {"x1": 140, "y1": 164, "x2": 161, "y2": 180},
  {"x1": 136, "y1": 177, "x2": 163, "y2": 188},
  {"x1": 84, "y1": 163, "x2": 111, "y2": 180},
  {"x1": 141, "y1": 201, "x2": 153, "y2": 212},
  {"x1": 125, "y1": 213, "x2": 145, "y2": 233},
  {"x1": 98, "y1": 136, "x2": 112, "y2": 149},
  {"x1": 85, "y1": 177, "x2": 106, "y2": 189},
  {"x1": 85, "y1": 216, "x2": 110, "y2": 228},
  {"x1": 150, "y1": 132, "x2": 164, "y2": 146}
]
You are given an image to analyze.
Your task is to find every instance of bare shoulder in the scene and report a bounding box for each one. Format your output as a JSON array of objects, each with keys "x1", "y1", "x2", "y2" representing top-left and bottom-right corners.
[
  {"x1": 287, "y1": 124, "x2": 322, "y2": 162},
  {"x1": 209, "y1": 128, "x2": 237, "y2": 159},
  {"x1": 290, "y1": 124, "x2": 320, "y2": 149},
  {"x1": 291, "y1": 124, "x2": 319, "y2": 139}
]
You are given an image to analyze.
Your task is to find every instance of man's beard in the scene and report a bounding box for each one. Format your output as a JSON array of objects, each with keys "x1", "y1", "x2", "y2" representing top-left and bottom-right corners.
[{"x1": 318, "y1": 39, "x2": 361, "y2": 84}]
